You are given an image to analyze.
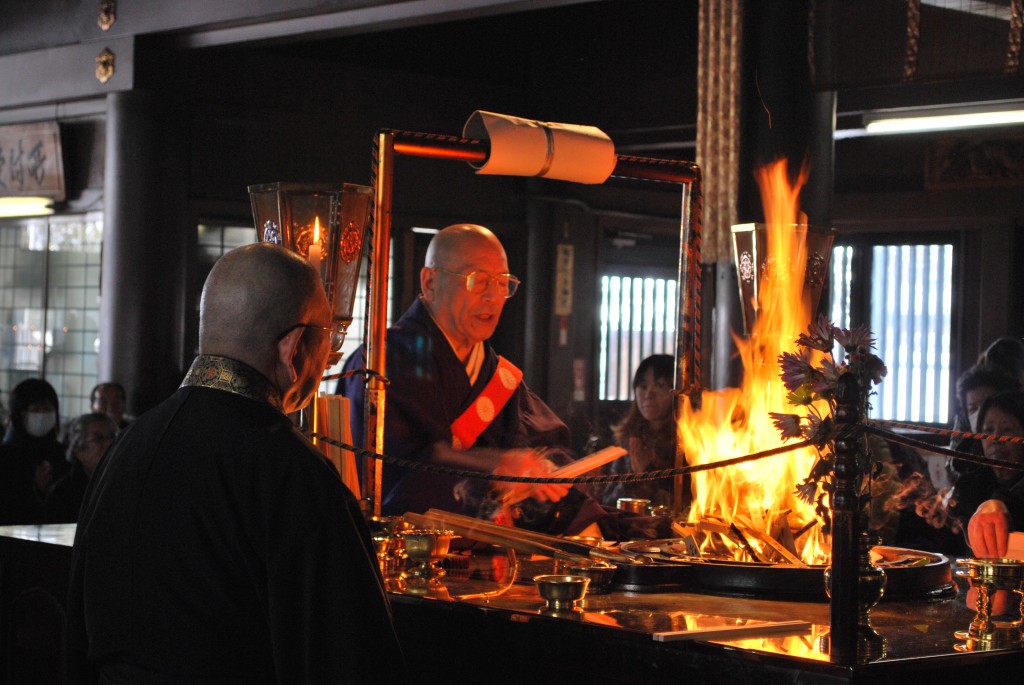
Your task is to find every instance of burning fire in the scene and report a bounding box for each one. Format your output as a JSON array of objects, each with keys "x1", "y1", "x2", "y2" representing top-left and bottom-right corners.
[{"x1": 680, "y1": 159, "x2": 830, "y2": 565}]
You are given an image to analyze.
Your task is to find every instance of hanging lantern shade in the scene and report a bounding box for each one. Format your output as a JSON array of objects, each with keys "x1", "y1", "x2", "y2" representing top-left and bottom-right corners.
[{"x1": 248, "y1": 182, "x2": 373, "y2": 344}]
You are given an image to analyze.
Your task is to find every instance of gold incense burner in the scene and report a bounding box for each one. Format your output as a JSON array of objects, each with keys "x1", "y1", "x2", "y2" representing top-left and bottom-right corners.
[
  {"x1": 955, "y1": 557, "x2": 1024, "y2": 649},
  {"x1": 400, "y1": 529, "x2": 454, "y2": 580}
]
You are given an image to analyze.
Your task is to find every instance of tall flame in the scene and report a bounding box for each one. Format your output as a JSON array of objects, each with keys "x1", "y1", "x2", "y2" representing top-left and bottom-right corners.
[{"x1": 680, "y1": 159, "x2": 829, "y2": 565}]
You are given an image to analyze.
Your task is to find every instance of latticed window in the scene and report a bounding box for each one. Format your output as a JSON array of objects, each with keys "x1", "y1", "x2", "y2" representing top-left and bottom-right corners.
[
  {"x1": 0, "y1": 214, "x2": 103, "y2": 419},
  {"x1": 598, "y1": 274, "x2": 677, "y2": 400},
  {"x1": 829, "y1": 241, "x2": 955, "y2": 424}
]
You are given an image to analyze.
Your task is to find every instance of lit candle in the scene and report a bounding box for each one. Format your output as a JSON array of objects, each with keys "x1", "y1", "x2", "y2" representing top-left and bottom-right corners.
[{"x1": 308, "y1": 216, "x2": 322, "y2": 275}]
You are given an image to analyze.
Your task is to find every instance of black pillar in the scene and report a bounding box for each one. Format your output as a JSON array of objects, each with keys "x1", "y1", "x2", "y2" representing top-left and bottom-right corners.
[
  {"x1": 100, "y1": 90, "x2": 189, "y2": 416},
  {"x1": 738, "y1": 2, "x2": 835, "y2": 226}
]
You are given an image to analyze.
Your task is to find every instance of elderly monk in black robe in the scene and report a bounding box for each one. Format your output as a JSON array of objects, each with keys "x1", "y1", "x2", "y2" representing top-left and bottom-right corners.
[
  {"x1": 67, "y1": 243, "x2": 406, "y2": 683},
  {"x1": 341, "y1": 224, "x2": 604, "y2": 535}
]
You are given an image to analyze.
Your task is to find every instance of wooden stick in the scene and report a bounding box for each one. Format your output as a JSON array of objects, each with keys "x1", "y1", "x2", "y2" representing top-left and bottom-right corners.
[
  {"x1": 733, "y1": 514, "x2": 805, "y2": 566},
  {"x1": 417, "y1": 509, "x2": 636, "y2": 565},
  {"x1": 652, "y1": 620, "x2": 812, "y2": 642},
  {"x1": 498, "y1": 446, "x2": 627, "y2": 506}
]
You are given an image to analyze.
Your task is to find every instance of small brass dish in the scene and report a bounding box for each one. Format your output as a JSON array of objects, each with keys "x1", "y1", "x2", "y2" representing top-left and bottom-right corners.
[
  {"x1": 534, "y1": 574, "x2": 590, "y2": 610},
  {"x1": 566, "y1": 562, "x2": 618, "y2": 595},
  {"x1": 616, "y1": 498, "x2": 651, "y2": 514}
]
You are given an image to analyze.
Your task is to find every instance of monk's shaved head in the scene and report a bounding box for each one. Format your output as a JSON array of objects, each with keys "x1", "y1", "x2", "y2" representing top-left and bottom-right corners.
[
  {"x1": 424, "y1": 224, "x2": 506, "y2": 270},
  {"x1": 200, "y1": 243, "x2": 325, "y2": 364}
]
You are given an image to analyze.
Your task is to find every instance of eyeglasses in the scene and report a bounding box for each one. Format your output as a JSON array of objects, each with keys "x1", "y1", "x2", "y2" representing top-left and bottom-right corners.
[
  {"x1": 432, "y1": 267, "x2": 520, "y2": 298},
  {"x1": 277, "y1": 322, "x2": 347, "y2": 353},
  {"x1": 83, "y1": 433, "x2": 115, "y2": 445}
]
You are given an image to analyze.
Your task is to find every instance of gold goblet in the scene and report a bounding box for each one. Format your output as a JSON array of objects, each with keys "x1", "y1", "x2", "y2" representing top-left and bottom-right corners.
[
  {"x1": 954, "y1": 557, "x2": 1024, "y2": 644},
  {"x1": 400, "y1": 529, "x2": 454, "y2": 579}
]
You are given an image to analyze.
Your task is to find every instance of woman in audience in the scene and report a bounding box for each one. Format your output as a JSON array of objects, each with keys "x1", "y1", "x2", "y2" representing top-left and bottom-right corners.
[
  {"x1": 964, "y1": 390, "x2": 1024, "y2": 557},
  {"x1": 600, "y1": 354, "x2": 687, "y2": 512},
  {"x1": 0, "y1": 379, "x2": 67, "y2": 524}
]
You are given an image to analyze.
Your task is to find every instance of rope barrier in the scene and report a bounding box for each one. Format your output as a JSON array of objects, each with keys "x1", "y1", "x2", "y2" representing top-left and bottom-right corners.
[
  {"x1": 306, "y1": 420, "x2": 1024, "y2": 485},
  {"x1": 863, "y1": 421, "x2": 1024, "y2": 473},
  {"x1": 305, "y1": 431, "x2": 815, "y2": 485},
  {"x1": 871, "y1": 418, "x2": 1024, "y2": 447}
]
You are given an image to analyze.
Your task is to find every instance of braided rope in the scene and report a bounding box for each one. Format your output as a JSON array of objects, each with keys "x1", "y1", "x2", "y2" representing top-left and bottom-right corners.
[
  {"x1": 863, "y1": 422, "x2": 1024, "y2": 473},
  {"x1": 306, "y1": 430, "x2": 813, "y2": 485},
  {"x1": 870, "y1": 418, "x2": 1024, "y2": 447}
]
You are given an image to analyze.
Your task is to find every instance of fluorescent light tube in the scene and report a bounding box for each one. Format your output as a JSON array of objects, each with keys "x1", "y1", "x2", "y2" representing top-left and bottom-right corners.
[
  {"x1": 863, "y1": 100, "x2": 1024, "y2": 134},
  {"x1": 0, "y1": 197, "x2": 55, "y2": 218}
]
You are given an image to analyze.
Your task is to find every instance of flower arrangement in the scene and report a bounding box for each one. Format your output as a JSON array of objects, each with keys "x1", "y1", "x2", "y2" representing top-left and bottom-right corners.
[{"x1": 770, "y1": 315, "x2": 889, "y2": 535}]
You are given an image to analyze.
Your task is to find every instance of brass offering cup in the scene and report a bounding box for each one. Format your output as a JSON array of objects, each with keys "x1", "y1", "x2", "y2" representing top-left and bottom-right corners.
[
  {"x1": 400, "y1": 529, "x2": 454, "y2": 579},
  {"x1": 616, "y1": 498, "x2": 651, "y2": 514},
  {"x1": 956, "y1": 558, "x2": 1024, "y2": 640},
  {"x1": 368, "y1": 515, "x2": 410, "y2": 577},
  {"x1": 534, "y1": 574, "x2": 590, "y2": 611},
  {"x1": 566, "y1": 561, "x2": 618, "y2": 595}
]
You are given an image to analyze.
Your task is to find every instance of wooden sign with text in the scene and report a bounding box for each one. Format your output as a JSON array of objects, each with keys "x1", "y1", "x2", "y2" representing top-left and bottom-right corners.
[{"x1": 0, "y1": 121, "x2": 65, "y2": 200}]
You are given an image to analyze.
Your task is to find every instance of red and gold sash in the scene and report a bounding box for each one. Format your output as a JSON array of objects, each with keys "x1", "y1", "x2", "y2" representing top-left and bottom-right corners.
[{"x1": 450, "y1": 356, "x2": 523, "y2": 450}]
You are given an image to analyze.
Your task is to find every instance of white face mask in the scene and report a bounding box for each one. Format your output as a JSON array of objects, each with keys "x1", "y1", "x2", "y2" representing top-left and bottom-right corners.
[
  {"x1": 968, "y1": 410, "x2": 981, "y2": 432},
  {"x1": 24, "y1": 411, "x2": 56, "y2": 437}
]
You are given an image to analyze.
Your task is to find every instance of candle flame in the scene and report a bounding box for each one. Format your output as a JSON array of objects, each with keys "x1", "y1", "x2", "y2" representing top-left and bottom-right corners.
[{"x1": 313, "y1": 216, "x2": 321, "y2": 243}]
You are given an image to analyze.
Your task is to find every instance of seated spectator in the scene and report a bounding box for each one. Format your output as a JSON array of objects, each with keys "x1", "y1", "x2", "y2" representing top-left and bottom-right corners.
[
  {"x1": 978, "y1": 336, "x2": 1024, "y2": 386},
  {"x1": 91, "y1": 382, "x2": 131, "y2": 429},
  {"x1": 947, "y1": 363, "x2": 1021, "y2": 519},
  {"x1": 599, "y1": 354, "x2": 687, "y2": 513},
  {"x1": 45, "y1": 413, "x2": 118, "y2": 523},
  {"x1": 0, "y1": 379, "x2": 67, "y2": 524},
  {"x1": 948, "y1": 362, "x2": 1020, "y2": 461},
  {"x1": 964, "y1": 390, "x2": 1024, "y2": 557}
]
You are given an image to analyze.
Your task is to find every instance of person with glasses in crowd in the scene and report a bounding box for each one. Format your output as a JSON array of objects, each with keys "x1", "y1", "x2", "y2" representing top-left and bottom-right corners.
[
  {"x1": 44, "y1": 412, "x2": 118, "y2": 523},
  {"x1": 340, "y1": 223, "x2": 604, "y2": 535},
  {"x1": 67, "y1": 243, "x2": 405, "y2": 683},
  {"x1": 90, "y1": 382, "x2": 131, "y2": 429}
]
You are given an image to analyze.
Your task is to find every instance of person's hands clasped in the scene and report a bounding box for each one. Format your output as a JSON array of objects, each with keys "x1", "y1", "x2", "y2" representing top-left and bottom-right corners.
[
  {"x1": 494, "y1": 448, "x2": 571, "y2": 503},
  {"x1": 968, "y1": 499, "x2": 1012, "y2": 558}
]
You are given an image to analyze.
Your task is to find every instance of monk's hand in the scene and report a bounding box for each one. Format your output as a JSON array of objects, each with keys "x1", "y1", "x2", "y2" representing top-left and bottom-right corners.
[
  {"x1": 495, "y1": 449, "x2": 571, "y2": 504},
  {"x1": 968, "y1": 499, "x2": 1011, "y2": 558}
]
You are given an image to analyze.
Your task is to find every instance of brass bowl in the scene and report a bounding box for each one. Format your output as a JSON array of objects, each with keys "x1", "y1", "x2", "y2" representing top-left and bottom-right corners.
[
  {"x1": 616, "y1": 498, "x2": 651, "y2": 514},
  {"x1": 367, "y1": 515, "x2": 410, "y2": 537},
  {"x1": 566, "y1": 562, "x2": 618, "y2": 595},
  {"x1": 534, "y1": 574, "x2": 590, "y2": 610},
  {"x1": 959, "y1": 558, "x2": 1024, "y2": 591},
  {"x1": 400, "y1": 529, "x2": 454, "y2": 579}
]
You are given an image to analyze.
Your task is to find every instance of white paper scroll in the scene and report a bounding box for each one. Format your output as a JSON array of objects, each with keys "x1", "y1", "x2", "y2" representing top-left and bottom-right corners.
[{"x1": 463, "y1": 110, "x2": 617, "y2": 184}]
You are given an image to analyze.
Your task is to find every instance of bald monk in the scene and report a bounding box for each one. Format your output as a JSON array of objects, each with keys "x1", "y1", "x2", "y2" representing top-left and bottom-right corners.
[
  {"x1": 341, "y1": 224, "x2": 604, "y2": 535},
  {"x1": 67, "y1": 243, "x2": 406, "y2": 683}
]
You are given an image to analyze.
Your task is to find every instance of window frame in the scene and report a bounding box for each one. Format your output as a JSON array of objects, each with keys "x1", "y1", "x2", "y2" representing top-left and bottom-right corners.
[{"x1": 829, "y1": 228, "x2": 964, "y2": 425}]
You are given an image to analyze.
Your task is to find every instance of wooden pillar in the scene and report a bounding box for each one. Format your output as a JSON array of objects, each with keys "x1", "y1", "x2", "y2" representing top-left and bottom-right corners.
[{"x1": 100, "y1": 90, "x2": 189, "y2": 417}]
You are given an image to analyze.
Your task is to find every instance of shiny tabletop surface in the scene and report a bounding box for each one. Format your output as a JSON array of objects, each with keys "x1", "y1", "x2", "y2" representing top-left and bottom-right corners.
[
  {"x1": 387, "y1": 554, "x2": 1024, "y2": 666},
  {"x1": 0, "y1": 523, "x2": 76, "y2": 546}
]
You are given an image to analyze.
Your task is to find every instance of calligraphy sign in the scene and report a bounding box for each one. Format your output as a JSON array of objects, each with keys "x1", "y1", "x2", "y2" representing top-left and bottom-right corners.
[{"x1": 0, "y1": 121, "x2": 65, "y2": 200}]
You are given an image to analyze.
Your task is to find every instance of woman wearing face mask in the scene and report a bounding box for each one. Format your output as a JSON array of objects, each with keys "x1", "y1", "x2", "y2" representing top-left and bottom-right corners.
[
  {"x1": 0, "y1": 378, "x2": 67, "y2": 525},
  {"x1": 966, "y1": 390, "x2": 1024, "y2": 557},
  {"x1": 946, "y1": 363, "x2": 1020, "y2": 517},
  {"x1": 952, "y1": 390, "x2": 1024, "y2": 540}
]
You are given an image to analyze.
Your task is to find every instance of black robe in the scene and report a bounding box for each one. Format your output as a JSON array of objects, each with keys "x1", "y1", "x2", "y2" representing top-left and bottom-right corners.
[
  {"x1": 67, "y1": 364, "x2": 406, "y2": 683},
  {"x1": 341, "y1": 299, "x2": 603, "y2": 534}
]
